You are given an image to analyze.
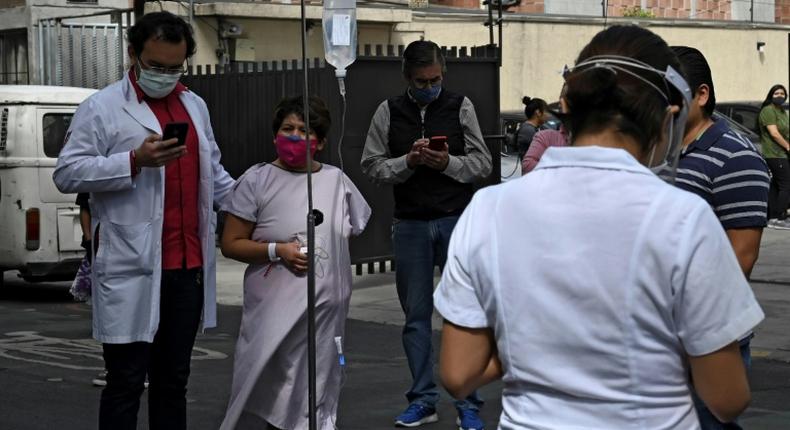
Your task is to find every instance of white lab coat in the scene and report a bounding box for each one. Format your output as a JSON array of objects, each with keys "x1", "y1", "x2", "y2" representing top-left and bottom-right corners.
[{"x1": 53, "y1": 74, "x2": 235, "y2": 344}]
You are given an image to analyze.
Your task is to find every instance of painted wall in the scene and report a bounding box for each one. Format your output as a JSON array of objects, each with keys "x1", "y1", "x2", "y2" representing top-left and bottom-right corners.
[{"x1": 416, "y1": 18, "x2": 790, "y2": 110}]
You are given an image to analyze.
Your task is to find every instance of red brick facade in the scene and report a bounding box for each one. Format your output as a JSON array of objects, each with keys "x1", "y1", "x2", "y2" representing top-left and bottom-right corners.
[
  {"x1": 448, "y1": 0, "x2": 787, "y2": 23},
  {"x1": 777, "y1": 0, "x2": 790, "y2": 24}
]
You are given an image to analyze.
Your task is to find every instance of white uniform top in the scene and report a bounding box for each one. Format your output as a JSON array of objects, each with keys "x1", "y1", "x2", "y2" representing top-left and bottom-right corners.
[{"x1": 434, "y1": 146, "x2": 764, "y2": 430}]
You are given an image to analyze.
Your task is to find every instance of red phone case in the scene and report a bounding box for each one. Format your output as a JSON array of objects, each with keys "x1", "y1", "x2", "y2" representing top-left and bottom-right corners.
[{"x1": 429, "y1": 136, "x2": 447, "y2": 151}]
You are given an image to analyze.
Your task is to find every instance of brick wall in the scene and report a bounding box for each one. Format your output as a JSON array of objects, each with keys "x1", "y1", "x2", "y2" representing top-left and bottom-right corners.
[
  {"x1": 433, "y1": 0, "x2": 788, "y2": 24},
  {"x1": 605, "y1": 0, "x2": 732, "y2": 20},
  {"x1": 431, "y1": 0, "x2": 481, "y2": 8},
  {"x1": 510, "y1": 0, "x2": 544, "y2": 14},
  {"x1": 776, "y1": 0, "x2": 790, "y2": 24}
]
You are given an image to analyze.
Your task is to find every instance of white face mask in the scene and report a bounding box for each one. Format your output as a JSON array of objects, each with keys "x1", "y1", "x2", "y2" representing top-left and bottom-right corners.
[{"x1": 136, "y1": 64, "x2": 181, "y2": 99}]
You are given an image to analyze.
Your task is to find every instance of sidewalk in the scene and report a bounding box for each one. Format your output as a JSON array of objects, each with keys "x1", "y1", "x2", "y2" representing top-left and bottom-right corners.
[
  {"x1": 209, "y1": 231, "x2": 790, "y2": 428},
  {"x1": 744, "y1": 228, "x2": 790, "y2": 363},
  {"x1": 215, "y1": 227, "x2": 790, "y2": 362}
]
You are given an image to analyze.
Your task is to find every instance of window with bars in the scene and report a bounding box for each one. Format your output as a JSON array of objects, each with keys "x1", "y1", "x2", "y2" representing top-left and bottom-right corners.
[{"x1": 0, "y1": 30, "x2": 28, "y2": 85}]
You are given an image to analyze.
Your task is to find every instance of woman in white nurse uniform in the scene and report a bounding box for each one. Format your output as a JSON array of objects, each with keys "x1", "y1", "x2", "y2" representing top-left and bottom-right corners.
[{"x1": 435, "y1": 25, "x2": 764, "y2": 430}]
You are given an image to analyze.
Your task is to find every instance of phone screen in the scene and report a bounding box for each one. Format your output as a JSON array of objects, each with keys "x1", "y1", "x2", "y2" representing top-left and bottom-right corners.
[
  {"x1": 429, "y1": 136, "x2": 447, "y2": 151},
  {"x1": 162, "y1": 122, "x2": 189, "y2": 149}
]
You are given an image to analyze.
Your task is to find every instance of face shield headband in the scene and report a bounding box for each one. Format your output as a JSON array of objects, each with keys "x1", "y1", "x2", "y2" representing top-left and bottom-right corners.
[{"x1": 564, "y1": 55, "x2": 692, "y2": 182}]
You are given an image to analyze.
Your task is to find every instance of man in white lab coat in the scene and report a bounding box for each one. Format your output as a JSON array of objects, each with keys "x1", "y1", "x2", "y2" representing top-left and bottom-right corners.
[{"x1": 53, "y1": 12, "x2": 234, "y2": 430}]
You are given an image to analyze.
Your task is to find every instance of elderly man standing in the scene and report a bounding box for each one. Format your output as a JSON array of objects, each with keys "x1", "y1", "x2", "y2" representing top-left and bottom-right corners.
[
  {"x1": 361, "y1": 40, "x2": 492, "y2": 430},
  {"x1": 53, "y1": 12, "x2": 234, "y2": 430}
]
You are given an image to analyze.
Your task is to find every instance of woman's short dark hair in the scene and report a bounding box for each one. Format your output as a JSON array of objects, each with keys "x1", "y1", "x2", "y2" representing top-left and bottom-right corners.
[
  {"x1": 672, "y1": 46, "x2": 715, "y2": 118},
  {"x1": 127, "y1": 12, "x2": 196, "y2": 58},
  {"x1": 522, "y1": 96, "x2": 548, "y2": 119},
  {"x1": 761, "y1": 84, "x2": 788, "y2": 109},
  {"x1": 271, "y1": 95, "x2": 332, "y2": 141},
  {"x1": 402, "y1": 40, "x2": 446, "y2": 79},
  {"x1": 563, "y1": 25, "x2": 682, "y2": 154}
]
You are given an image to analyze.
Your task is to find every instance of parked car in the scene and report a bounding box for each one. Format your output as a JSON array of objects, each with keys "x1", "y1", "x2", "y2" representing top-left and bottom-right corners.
[
  {"x1": 717, "y1": 100, "x2": 790, "y2": 138},
  {"x1": 0, "y1": 85, "x2": 97, "y2": 287},
  {"x1": 717, "y1": 101, "x2": 763, "y2": 134},
  {"x1": 712, "y1": 109, "x2": 762, "y2": 151}
]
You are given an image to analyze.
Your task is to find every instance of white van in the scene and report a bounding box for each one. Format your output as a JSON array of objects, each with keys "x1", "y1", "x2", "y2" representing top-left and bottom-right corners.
[{"x1": 0, "y1": 85, "x2": 97, "y2": 287}]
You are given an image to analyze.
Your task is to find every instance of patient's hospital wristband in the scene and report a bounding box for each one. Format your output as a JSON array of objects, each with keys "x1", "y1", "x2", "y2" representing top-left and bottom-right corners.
[{"x1": 268, "y1": 242, "x2": 281, "y2": 262}]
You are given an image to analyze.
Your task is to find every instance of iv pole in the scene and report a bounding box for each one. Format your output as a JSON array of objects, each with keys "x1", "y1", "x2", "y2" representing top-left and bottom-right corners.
[{"x1": 298, "y1": 0, "x2": 318, "y2": 428}]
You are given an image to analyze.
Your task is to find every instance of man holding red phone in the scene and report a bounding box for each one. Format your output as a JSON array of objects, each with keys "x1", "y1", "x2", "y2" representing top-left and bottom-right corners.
[
  {"x1": 54, "y1": 12, "x2": 234, "y2": 430},
  {"x1": 361, "y1": 40, "x2": 491, "y2": 429}
]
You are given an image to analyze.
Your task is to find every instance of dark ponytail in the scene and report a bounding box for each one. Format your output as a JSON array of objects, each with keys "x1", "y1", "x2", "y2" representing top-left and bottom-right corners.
[
  {"x1": 563, "y1": 25, "x2": 682, "y2": 154},
  {"x1": 522, "y1": 96, "x2": 548, "y2": 119}
]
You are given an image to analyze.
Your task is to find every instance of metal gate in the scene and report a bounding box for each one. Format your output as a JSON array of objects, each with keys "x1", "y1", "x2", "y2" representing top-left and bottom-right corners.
[
  {"x1": 182, "y1": 45, "x2": 502, "y2": 268},
  {"x1": 36, "y1": 10, "x2": 133, "y2": 89}
]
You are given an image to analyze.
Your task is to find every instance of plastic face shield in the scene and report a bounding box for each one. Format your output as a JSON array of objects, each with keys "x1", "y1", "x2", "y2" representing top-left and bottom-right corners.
[{"x1": 564, "y1": 56, "x2": 693, "y2": 182}]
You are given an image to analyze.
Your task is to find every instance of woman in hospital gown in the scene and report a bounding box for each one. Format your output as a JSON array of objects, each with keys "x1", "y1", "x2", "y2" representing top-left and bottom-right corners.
[{"x1": 219, "y1": 96, "x2": 371, "y2": 430}]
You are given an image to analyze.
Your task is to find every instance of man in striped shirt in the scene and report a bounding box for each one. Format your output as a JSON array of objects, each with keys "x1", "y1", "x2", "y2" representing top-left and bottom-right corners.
[{"x1": 673, "y1": 46, "x2": 769, "y2": 430}]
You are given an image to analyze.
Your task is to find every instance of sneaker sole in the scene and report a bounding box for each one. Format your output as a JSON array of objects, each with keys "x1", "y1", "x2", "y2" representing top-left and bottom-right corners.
[
  {"x1": 455, "y1": 416, "x2": 484, "y2": 430},
  {"x1": 395, "y1": 413, "x2": 439, "y2": 427},
  {"x1": 92, "y1": 380, "x2": 149, "y2": 389}
]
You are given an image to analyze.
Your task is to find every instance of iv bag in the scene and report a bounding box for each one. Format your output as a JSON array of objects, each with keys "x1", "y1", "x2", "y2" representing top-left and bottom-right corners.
[{"x1": 323, "y1": 0, "x2": 357, "y2": 78}]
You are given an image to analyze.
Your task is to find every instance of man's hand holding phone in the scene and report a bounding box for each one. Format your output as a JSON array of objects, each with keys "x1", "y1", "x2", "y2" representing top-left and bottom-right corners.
[
  {"x1": 422, "y1": 136, "x2": 450, "y2": 171},
  {"x1": 406, "y1": 138, "x2": 429, "y2": 169},
  {"x1": 133, "y1": 123, "x2": 189, "y2": 168}
]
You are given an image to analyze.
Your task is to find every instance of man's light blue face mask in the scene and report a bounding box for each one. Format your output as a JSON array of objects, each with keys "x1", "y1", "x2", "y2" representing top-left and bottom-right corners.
[
  {"x1": 564, "y1": 56, "x2": 692, "y2": 183},
  {"x1": 411, "y1": 85, "x2": 442, "y2": 105},
  {"x1": 135, "y1": 58, "x2": 184, "y2": 99}
]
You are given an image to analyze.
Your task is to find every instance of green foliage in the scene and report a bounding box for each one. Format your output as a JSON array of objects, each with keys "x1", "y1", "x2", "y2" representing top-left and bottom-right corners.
[{"x1": 622, "y1": 6, "x2": 655, "y2": 18}]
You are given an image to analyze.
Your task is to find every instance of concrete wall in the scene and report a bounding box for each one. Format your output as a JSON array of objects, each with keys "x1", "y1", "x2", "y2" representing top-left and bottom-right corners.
[{"x1": 385, "y1": 16, "x2": 790, "y2": 111}]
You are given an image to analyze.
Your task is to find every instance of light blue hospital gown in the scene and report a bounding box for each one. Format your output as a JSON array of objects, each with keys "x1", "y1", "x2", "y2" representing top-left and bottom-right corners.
[{"x1": 219, "y1": 163, "x2": 371, "y2": 430}]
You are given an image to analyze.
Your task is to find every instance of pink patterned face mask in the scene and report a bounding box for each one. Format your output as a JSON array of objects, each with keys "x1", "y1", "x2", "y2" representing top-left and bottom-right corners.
[{"x1": 275, "y1": 134, "x2": 318, "y2": 168}]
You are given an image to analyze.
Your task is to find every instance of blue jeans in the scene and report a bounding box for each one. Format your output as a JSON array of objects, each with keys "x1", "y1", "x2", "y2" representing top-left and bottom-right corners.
[
  {"x1": 392, "y1": 216, "x2": 483, "y2": 412},
  {"x1": 692, "y1": 337, "x2": 752, "y2": 430}
]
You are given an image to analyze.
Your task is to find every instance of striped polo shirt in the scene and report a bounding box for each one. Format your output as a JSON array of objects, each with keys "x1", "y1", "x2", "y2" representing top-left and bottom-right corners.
[{"x1": 675, "y1": 119, "x2": 769, "y2": 229}]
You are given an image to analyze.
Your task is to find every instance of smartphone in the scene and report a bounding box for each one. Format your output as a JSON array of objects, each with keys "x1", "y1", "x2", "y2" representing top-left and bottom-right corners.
[
  {"x1": 428, "y1": 135, "x2": 447, "y2": 151},
  {"x1": 162, "y1": 122, "x2": 189, "y2": 149}
]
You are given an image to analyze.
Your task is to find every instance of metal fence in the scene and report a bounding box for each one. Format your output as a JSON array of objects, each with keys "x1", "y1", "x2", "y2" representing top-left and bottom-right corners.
[
  {"x1": 36, "y1": 10, "x2": 133, "y2": 89},
  {"x1": 182, "y1": 45, "x2": 501, "y2": 269}
]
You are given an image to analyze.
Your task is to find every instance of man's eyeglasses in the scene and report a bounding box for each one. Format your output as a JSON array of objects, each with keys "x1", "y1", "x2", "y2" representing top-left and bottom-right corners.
[{"x1": 138, "y1": 57, "x2": 186, "y2": 76}]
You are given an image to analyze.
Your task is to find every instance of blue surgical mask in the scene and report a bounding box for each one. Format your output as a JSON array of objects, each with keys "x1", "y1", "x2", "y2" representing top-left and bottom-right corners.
[
  {"x1": 136, "y1": 64, "x2": 181, "y2": 99},
  {"x1": 411, "y1": 85, "x2": 442, "y2": 105}
]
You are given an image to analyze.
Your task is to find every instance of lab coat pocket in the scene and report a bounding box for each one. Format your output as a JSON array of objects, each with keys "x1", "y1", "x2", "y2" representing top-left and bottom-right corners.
[{"x1": 100, "y1": 222, "x2": 155, "y2": 278}]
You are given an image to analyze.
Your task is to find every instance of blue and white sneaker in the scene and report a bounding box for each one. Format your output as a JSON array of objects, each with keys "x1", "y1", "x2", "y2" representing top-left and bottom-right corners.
[
  {"x1": 394, "y1": 403, "x2": 439, "y2": 427},
  {"x1": 456, "y1": 408, "x2": 484, "y2": 430}
]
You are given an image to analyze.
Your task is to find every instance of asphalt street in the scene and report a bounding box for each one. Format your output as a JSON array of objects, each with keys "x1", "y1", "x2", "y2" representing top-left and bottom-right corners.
[{"x1": 3, "y1": 228, "x2": 790, "y2": 429}]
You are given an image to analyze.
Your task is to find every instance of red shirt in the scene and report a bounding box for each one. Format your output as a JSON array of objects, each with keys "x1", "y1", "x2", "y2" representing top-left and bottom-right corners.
[{"x1": 130, "y1": 69, "x2": 202, "y2": 270}]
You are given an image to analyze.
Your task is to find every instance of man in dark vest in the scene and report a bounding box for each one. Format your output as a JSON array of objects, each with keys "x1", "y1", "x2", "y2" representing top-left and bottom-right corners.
[{"x1": 361, "y1": 40, "x2": 492, "y2": 430}]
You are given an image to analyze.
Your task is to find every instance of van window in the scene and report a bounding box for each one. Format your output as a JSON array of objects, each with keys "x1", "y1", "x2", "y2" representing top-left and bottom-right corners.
[{"x1": 43, "y1": 113, "x2": 73, "y2": 158}]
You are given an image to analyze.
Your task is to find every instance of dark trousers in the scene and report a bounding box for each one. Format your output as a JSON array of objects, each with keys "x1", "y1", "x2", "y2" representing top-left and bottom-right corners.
[
  {"x1": 766, "y1": 158, "x2": 790, "y2": 220},
  {"x1": 392, "y1": 216, "x2": 482, "y2": 411},
  {"x1": 99, "y1": 268, "x2": 204, "y2": 430}
]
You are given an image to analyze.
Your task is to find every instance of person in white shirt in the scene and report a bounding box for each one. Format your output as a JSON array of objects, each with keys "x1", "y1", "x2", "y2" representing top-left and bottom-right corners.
[{"x1": 434, "y1": 25, "x2": 764, "y2": 430}]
